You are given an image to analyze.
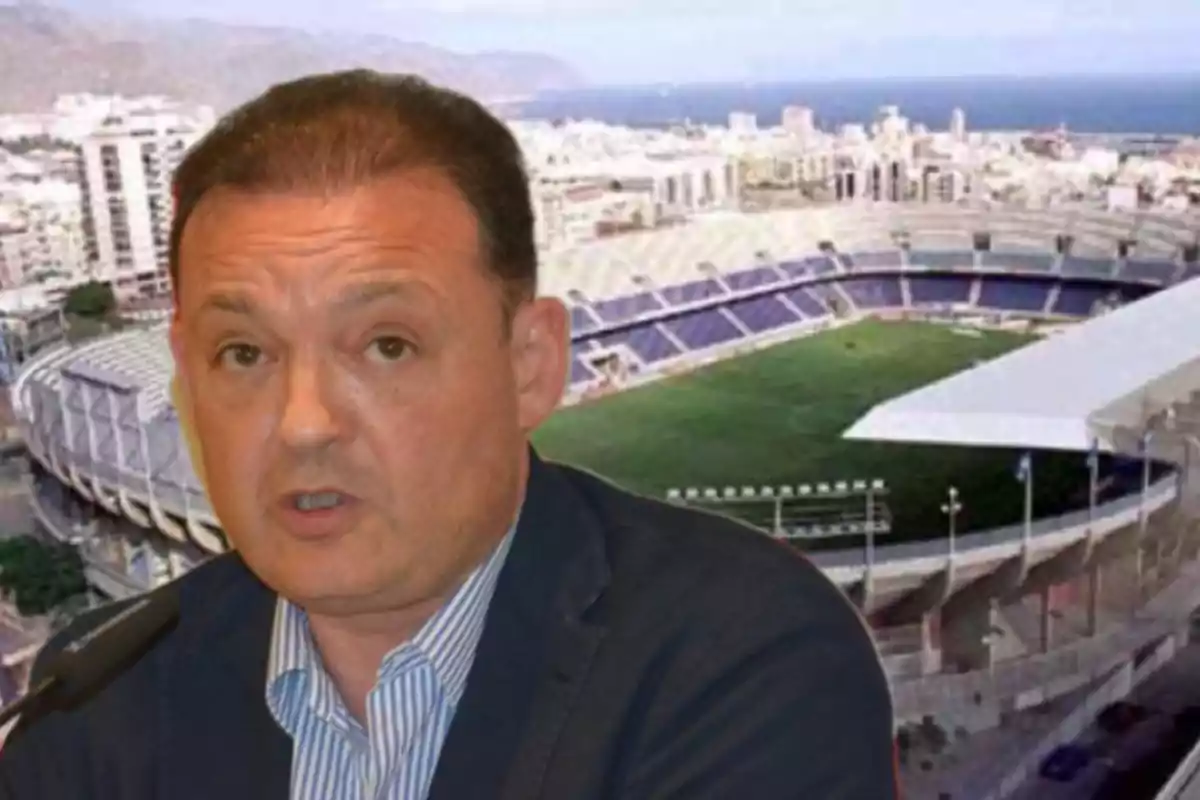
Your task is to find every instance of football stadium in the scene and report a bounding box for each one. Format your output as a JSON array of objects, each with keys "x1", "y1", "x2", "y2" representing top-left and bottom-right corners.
[{"x1": 10, "y1": 201, "x2": 1200, "y2": 798}]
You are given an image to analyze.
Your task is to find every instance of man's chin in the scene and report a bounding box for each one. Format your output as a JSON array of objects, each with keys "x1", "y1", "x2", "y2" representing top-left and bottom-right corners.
[
  {"x1": 280, "y1": 583, "x2": 417, "y2": 620},
  {"x1": 241, "y1": 548, "x2": 387, "y2": 608}
]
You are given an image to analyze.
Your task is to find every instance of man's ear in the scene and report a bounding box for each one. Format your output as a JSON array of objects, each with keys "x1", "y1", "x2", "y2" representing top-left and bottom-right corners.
[{"x1": 511, "y1": 297, "x2": 569, "y2": 434}]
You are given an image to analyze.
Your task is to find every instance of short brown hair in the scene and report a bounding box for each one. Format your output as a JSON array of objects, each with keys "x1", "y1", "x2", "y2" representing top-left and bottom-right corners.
[{"x1": 169, "y1": 70, "x2": 537, "y2": 309}]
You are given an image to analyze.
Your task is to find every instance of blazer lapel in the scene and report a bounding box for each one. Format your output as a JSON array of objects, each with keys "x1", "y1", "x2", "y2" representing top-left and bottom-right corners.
[
  {"x1": 156, "y1": 555, "x2": 293, "y2": 800},
  {"x1": 428, "y1": 450, "x2": 610, "y2": 800}
]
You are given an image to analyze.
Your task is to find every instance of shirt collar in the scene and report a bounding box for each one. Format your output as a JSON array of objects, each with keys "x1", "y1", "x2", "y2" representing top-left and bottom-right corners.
[{"x1": 265, "y1": 521, "x2": 517, "y2": 725}]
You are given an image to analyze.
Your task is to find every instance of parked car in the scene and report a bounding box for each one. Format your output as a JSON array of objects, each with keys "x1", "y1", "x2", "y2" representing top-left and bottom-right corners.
[{"x1": 1040, "y1": 744, "x2": 1092, "y2": 782}]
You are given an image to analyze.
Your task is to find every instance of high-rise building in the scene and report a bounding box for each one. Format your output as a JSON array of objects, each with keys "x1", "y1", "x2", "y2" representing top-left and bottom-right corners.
[
  {"x1": 950, "y1": 108, "x2": 967, "y2": 141},
  {"x1": 78, "y1": 105, "x2": 213, "y2": 298}
]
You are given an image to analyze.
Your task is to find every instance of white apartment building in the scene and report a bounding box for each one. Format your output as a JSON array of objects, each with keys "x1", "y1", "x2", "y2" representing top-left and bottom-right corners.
[
  {"x1": 0, "y1": 181, "x2": 88, "y2": 288},
  {"x1": 728, "y1": 103, "x2": 1007, "y2": 205},
  {"x1": 516, "y1": 119, "x2": 739, "y2": 249},
  {"x1": 532, "y1": 183, "x2": 612, "y2": 249},
  {"x1": 79, "y1": 105, "x2": 213, "y2": 298},
  {"x1": 533, "y1": 152, "x2": 738, "y2": 248}
]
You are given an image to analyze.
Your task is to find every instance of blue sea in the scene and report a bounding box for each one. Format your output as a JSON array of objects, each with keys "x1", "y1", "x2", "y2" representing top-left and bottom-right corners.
[{"x1": 515, "y1": 75, "x2": 1200, "y2": 136}]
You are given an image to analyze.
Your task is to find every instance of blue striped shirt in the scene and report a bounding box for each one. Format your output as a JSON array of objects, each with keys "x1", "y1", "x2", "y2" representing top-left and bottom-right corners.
[{"x1": 265, "y1": 528, "x2": 515, "y2": 800}]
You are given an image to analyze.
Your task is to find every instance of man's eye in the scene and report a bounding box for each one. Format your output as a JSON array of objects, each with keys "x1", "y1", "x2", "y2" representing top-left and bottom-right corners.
[
  {"x1": 365, "y1": 336, "x2": 411, "y2": 363},
  {"x1": 216, "y1": 343, "x2": 263, "y2": 370}
]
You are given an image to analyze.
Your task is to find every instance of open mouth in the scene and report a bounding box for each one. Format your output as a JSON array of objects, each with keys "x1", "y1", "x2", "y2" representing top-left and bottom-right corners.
[
  {"x1": 276, "y1": 488, "x2": 362, "y2": 540},
  {"x1": 282, "y1": 488, "x2": 358, "y2": 513},
  {"x1": 291, "y1": 491, "x2": 347, "y2": 512}
]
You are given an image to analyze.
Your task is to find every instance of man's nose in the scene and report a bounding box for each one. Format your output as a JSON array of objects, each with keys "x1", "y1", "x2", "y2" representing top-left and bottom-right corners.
[{"x1": 278, "y1": 359, "x2": 341, "y2": 451}]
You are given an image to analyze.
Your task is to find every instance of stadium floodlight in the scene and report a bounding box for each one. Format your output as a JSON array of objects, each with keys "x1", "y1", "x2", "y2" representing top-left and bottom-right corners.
[
  {"x1": 666, "y1": 489, "x2": 681, "y2": 501},
  {"x1": 723, "y1": 486, "x2": 737, "y2": 499},
  {"x1": 851, "y1": 480, "x2": 867, "y2": 492},
  {"x1": 760, "y1": 486, "x2": 775, "y2": 497},
  {"x1": 871, "y1": 479, "x2": 886, "y2": 491},
  {"x1": 816, "y1": 482, "x2": 831, "y2": 494},
  {"x1": 778, "y1": 486, "x2": 794, "y2": 497},
  {"x1": 740, "y1": 486, "x2": 756, "y2": 498},
  {"x1": 834, "y1": 481, "x2": 848, "y2": 493},
  {"x1": 798, "y1": 484, "x2": 812, "y2": 495},
  {"x1": 941, "y1": 485, "x2": 963, "y2": 557}
]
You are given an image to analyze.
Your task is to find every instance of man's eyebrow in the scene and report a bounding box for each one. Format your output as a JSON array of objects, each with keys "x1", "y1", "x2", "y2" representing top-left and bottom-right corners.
[{"x1": 196, "y1": 293, "x2": 256, "y2": 318}]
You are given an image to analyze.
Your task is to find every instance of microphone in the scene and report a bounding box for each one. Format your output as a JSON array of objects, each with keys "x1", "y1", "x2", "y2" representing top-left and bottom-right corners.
[{"x1": 0, "y1": 589, "x2": 180, "y2": 730}]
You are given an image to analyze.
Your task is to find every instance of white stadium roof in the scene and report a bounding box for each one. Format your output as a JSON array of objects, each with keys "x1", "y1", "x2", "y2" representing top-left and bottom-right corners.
[{"x1": 844, "y1": 275, "x2": 1200, "y2": 457}]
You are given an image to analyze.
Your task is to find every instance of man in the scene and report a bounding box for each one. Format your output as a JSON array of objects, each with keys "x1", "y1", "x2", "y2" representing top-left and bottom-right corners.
[{"x1": 0, "y1": 71, "x2": 897, "y2": 799}]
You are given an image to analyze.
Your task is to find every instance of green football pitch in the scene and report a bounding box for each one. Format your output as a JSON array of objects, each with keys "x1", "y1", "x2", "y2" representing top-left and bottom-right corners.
[{"x1": 533, "y1": 319, "x2": 1090, "y2": 544}]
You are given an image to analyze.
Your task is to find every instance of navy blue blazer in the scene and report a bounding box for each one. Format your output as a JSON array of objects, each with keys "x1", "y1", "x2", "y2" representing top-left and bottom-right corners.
[{"x1": 0, "y1": 452, "x2": 897, "y2": 799}]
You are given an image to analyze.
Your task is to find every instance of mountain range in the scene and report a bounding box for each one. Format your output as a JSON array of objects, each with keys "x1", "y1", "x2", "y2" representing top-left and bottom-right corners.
[{"x1": 0, "y1": 1, "x2": 584, "y2": 113}]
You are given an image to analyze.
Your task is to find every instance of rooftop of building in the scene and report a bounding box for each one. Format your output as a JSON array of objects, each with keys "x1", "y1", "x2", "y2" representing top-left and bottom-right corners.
[{"x1": 844, "y1": 275, "x2": 1200, "y2": 457}]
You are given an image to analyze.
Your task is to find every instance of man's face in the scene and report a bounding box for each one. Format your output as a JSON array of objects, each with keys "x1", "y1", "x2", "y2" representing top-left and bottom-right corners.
[{"x1": 170, "y1": 169, "x2": 567, "y2": 617}]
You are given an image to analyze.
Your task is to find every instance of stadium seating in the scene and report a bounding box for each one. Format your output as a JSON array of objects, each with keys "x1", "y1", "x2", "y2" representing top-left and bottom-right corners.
[
  {"x1": 596, "y1": 325, "x2": 679, "y2": 363},
  {"x1": 565, "y1": 252, "x2": 1195, "y2": 391},
  {"x1": 552, "y1": 204, "x2": 1198, "y2": 392},
  {"x1": 976, "y1": 277, "x2": 1051, "y2": 312},
  {"x1": 591, "y1": 291, "x2": 663, "y2": 323},
  {"x1": 909, "y1": 275, "x2": 972, "y2": 305},
  {"x1": 662, "y1": 309, "x2": 743, "y2": 349},
  {"x1": 722, "y1": 266, "x2": 779, "y2": 291},
  {"x1": 724, "y1": 295, "x2": 796, "y2": 333}
]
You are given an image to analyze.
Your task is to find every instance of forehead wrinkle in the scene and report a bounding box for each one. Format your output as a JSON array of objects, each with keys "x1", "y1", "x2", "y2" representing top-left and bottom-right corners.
[
  {"x1": 189, "y1": 268, "x2": 442, "y2": 330},
  {"x1": 196, "y1": 228, "x2": 384, "y2": 271},
  {"x1": 187, "y1": 233, "x2": 412, "y2": 303}
]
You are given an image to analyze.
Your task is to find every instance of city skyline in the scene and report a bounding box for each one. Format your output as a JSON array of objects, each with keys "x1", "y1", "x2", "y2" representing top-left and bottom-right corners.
[{"x1": 31, "y1": 0, "x2": 1200, "y2": 85}]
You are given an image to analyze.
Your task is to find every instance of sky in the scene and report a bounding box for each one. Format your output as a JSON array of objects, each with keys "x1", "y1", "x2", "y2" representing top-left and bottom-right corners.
[{"x1": 38, "y1": 0, "x2": 1200, "y2": 84}]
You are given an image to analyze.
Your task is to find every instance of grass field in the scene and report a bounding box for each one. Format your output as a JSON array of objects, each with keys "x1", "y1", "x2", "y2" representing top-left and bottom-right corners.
[{"x1": 534, "y1": 319, "x2": 1090, "y2": 544}]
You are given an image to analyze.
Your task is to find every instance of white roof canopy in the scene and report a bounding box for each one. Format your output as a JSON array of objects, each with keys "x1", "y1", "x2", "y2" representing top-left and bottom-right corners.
[{"x1": 843, "y1": 277, "x2": 1200, "y2": 458}]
